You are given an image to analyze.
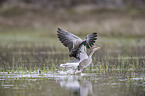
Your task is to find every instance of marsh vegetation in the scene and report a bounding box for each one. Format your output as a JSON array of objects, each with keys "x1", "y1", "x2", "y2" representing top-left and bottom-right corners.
[
  {"x1": 0, "y1": 2, "x2": 145, "y2": 96},
  {"x1": 0, "y1": 30, "x2": 144, "y2": 96}
]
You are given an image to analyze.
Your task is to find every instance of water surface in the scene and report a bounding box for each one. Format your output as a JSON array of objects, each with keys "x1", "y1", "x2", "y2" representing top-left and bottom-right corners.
[{"x1": 0, "y1": 71, "x2": 144, "y2": 96}]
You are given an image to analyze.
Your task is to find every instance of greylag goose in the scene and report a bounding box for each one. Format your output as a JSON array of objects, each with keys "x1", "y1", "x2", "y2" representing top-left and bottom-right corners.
[
  {"x1": 74, "y1": 46, "x2": 100, "y2": 74},
  {"x1": 57, "y1": 28, "x2": 97, "y2": 60},
  {"x1": 60, "y1": 46, "x2": 100, "y2": 74}
]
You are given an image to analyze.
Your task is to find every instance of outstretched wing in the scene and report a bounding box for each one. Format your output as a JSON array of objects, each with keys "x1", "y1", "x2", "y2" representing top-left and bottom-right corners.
[
  {"x1": 84, "y1": 33, "x2": 97, "y2": 48},
  {"x1": 57, "y1": 28, "x2": 82, "y2": 51}
]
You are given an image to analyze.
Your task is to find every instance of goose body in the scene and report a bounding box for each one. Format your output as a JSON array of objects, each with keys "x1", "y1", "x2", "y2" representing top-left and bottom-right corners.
[
  {"x1": 57, "y1": 28, "x2": 97, "y2": 60},
  {"x1": 57, "y1": 28, "x2": 100, "y2": 74},
  {"x1": 60, "y1": 44, "x2": 88, "y2": 68},
  {"x1": 75, "y1": 46, "x2": 100, "y2": 74}
]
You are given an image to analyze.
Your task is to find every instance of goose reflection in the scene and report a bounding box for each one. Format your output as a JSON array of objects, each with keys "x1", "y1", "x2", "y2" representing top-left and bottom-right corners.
[{"x1": 60, "y1": 76, "x2": 94, "y2": 96}]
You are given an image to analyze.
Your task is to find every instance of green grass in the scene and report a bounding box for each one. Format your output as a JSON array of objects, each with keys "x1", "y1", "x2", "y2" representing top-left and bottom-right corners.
[
  {"x1": 0, "y1": 15, "x2": 144, "y2": 75},
  {"x1": 0, "y1": 32, "x2": 144, "y2": 74},
  {"x1": 0, "y1": 6, "x2": 144, "y2": 96}
]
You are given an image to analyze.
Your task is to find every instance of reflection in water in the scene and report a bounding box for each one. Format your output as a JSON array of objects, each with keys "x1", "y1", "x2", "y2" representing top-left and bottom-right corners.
[
  {"x1": 0, "y1": 72, "x2": 145, "y2": 96},
  {"x1": 60, "y1": 76, "x2": 94, "y2": 96}
]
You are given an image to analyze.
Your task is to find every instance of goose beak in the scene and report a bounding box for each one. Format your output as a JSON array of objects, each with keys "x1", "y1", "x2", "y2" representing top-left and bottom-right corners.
[{"x1": 97, "y1": 47, "x2": 101, "y2": 49}]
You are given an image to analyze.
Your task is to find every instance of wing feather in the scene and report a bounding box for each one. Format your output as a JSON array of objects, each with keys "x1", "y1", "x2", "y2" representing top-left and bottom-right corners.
[
  {"x1": 84, "y1": 33, "x2": 97, "y2": 48},
  {"x1": 57, "y1": 28, "x2": 82, "y2": 51}
]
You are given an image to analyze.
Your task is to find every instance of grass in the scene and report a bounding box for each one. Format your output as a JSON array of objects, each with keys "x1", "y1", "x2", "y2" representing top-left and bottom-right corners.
[
  {"x1": 0, "y1": 6, "x2": 145, "y2": 38},
  {"x1": 0, "y1": 6, "x2": 144, "y2": 76},
  {"x1": 0, "y1": 30, "x2": 144, "y2": 75},
  {"x1": 0, "y1": 6, "x2": 144, "y2": 96},
  {"x1": 0, "y1": 19, "x2": 144, "y2": 38}
]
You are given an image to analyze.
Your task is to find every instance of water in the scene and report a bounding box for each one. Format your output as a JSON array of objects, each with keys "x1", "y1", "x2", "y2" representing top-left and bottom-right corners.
[
  {"x1": 0, "y1": 71, "x2": 144, "y2": 96},
  {"x1": 0, "y1": 37, "x2": 145, "y2": 96}
]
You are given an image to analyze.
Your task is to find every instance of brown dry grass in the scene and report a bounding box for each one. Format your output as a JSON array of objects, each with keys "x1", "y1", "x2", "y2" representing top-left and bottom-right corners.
[{"x1": 0, "y1": 7, "x2": 145, "y2": 37}]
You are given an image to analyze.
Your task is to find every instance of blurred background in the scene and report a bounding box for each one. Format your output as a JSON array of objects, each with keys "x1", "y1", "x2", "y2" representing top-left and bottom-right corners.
[
  {"x1": 0, "y1": 0, "x2": 145, "y2": 68},
  {"x1": 0, "y1": 0, "x2": 145, "y2": 37}
]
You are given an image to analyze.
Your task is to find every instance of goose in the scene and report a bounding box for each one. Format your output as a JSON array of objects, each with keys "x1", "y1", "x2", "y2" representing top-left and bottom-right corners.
[
  {"x1": 59, "y1": 44, "x2": 89, "y2": 68},
  {"x1": 57, "y1": 28, "x2": 97, "y2": 60},
  {"x1": 60, "y1": 46, "x2": 100, "y2": 74},
  {"x1": 74, "y1": 46, "x2": 100, "y2": 74},
  {"x1": 57, "y1": 28, "x2": 100, "y2": 74}
]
